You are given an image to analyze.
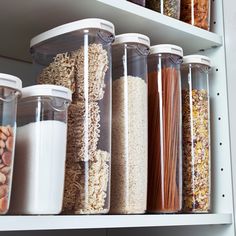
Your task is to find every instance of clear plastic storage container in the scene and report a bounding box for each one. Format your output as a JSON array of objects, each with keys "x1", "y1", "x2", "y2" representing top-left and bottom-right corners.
[
  {"x1": 111, "y1": 33, "x2": 150, "y2": 214},
  {"x1": 0, "y1": 73, "x2": 22, "y2": 214},
  {"x1": 181, "y1": 55, "x2": 211, "y2": 213},
  {"x1": 10, "y1": 85, "x2": 71, "y2": 214},
  {"x1": 180, "y1": 0, "x2": 211, "y2": 31},
  {"x1": 147, "y1": 44, "x2": 183, "y2": 213},
  {"x1": 30, "y1": 18, "x2": 115, "y2": 214},
  {"x1": 127, "y1": 0, "x2": 146, "y2": 6},
  {"x1": 146, "y1": 0, "x2": 181, "y2": 19}
]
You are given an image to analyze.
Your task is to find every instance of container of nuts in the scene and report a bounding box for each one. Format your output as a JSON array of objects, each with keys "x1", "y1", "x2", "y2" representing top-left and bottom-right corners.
[
  {"x1": 30, "y1": 18, "x2": 115, "y2": 214},
  {"x1": 146, "y1": 0, "x2": 181, "y2": 19},
  {"x1": 0, "y1": 73, "x2": 22, "y2": 214},
  {"x1": 181, "y1": 55, "x2": 211, "y2": 213}
]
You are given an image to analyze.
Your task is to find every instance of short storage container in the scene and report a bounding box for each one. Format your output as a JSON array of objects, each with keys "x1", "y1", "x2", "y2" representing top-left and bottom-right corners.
[
  {"x1": 10, "y1": 85, "x2": 72, "y2": 214},
  {"x1": 0, "y1": 73, "x2": 22, "y2": 214},
  {"x1": 180, "y1": 0, "x2": 211, "y2": 30},
  {"x1": 111, "y1": 33, "x2": 150, "y2": 214},
  {"x1": 181, "y1": 55, "x2": 211, "y2": 213},
  {"x1": 146, "y1": 0, "x2": 181, "y2": 19},
  {"x1": 147, "y1": 44, "x2": 183, "y2": 213},
  {"x1": 30, "y1": 18, "x2": 115, "y2": 214}
]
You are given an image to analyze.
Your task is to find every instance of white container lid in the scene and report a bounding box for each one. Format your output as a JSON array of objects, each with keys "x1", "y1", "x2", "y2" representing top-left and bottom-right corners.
[
  {"x1": 0, "y1": 73, "x2": 22, "y2": 92},
  {"x1": 183, "y1": 55, "x2": 211, "y2": 67},
  {"x1": 150, "y1": 44, "x2": 183, "y2": 57},
  {"x1": 30, "y1": 18, "x2": 115, "y2": 48},
  {"x1": 113, "y1": 33, "x2": 150, "y2": 47},
  {"x1": 21, "y1": 85, "x2": 72, "y2": 101}
]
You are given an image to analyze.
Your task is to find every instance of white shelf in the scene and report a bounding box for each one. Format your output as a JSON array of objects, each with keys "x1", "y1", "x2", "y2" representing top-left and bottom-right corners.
[
  {"x1": 0, "y1": 214, "x2": 231, "y2": 231},
  {"x1": 0, "y1": 0, "x2": 222, "y2": 62}
]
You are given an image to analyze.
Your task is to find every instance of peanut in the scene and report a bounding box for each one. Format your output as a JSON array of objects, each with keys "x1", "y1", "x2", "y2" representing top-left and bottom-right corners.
[{"x1": 2, "y1": 152, "x2": 12, "y2": 166}]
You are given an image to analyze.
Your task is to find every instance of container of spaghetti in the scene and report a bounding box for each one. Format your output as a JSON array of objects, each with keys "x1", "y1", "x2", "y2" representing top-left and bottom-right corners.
[
  {"x1": 147, "y1": 44, "x2": 183, "y2": 213},
  {"x1": 181, "y1": 55, "x2": 211, "y2": 213}
]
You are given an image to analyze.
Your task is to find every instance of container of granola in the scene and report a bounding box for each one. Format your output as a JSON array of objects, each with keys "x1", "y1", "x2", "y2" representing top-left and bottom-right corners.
[
  {"x1": 30, "y1": 18, "x2": 115, "y2": 214},
  {"x1": 181, "y1": 55, "x2": 211, "y2": 213},
  {"x1": 146, "y1": 0, "x2": 181, "y2": 19},
  {"x1": 180, "y1": 0, "x2": 211, "y2": 30},
  {"x1": 0, "y1": 73, "x2": 22, "y2": 214}
]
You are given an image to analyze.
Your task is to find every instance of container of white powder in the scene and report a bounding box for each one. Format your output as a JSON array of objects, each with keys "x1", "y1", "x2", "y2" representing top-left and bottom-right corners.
[{"x1": 10, "y1": 85, "x2": 72, "y2": 214}]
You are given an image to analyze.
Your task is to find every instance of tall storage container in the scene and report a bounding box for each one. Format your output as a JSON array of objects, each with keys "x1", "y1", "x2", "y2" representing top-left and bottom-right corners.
[
  {"x1": 10, "y1": 85, "x2": 72, "y2": 214},
  {"x1": 0, "y1": 73, "x2": 22, "y2": 214},
  {"x1": 111, "y1": 33, "x2": 150, "y2": 214},
  {"x1": 147, "y1": 44, "x2": 183, "y2": 213},
  {"x1": 180, "y1": 0, "x2": 211, "y2": 31},
  {"x1": 30, "y1": 18, "x2": 115, "y2": 214},
  {"x1": 181, "y1": 55, "x2": 211, "y2": 213},
  {"x1": 146, "y1": 0, "x2": 181, "y2": 19}
]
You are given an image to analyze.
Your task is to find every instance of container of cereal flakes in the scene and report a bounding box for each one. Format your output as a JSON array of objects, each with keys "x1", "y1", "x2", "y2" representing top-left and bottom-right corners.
[
  {"x1": 30, "y1": 18, "x2": 115, "y2": 214},
  {"x1": 0, "y1": 74, "x2": 22, "y2": 214},
  {"x1": 111, "y1": 33, "x2": 150, "y2": 214},
  {"x1": 181, "y1": 55, "x2": 211, "y2": 213}
]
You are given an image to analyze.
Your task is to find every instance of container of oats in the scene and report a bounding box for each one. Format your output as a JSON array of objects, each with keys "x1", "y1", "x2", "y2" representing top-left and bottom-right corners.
[
  {"x1": 181, "y1": 55, "x2": 211, "y2": 213},
  {"x1": 180, "y1": 0, "x2": 211, "y2": 30},
  {"x1": 146, "y1": 0, "x2": 181, "y2": 19},
  {"x1": 30, "y1": 18, "x2": 115, "y2": 214},
  {"x1": 0, "y1": 73, "x2": 22, "y2": 214},
  {"x1": 147, "y1": 44, "x2": 183, "y2": 213},
  {"x1": 111, "y1": 33, "x2": 150, "y2": 214}
]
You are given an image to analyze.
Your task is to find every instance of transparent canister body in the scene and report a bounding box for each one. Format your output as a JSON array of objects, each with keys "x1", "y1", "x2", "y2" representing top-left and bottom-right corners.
[
  {"x1": 180, "y1": 0, "x2": 211, "y2": 31},
  {"x1": 111, "y1": 33, "x2": 150, "y2": 214},
  {"x1": 0, "y1": 74, "x2": 22, "y2": 214},
  {"x1": 146, "y1": 0, "x2": 181, "y2": 19},
  {"x1": 30, "y1": 18, "x2": 115, "y2": 214},
  {"x1": 181, "y1": 55, "x2": 211, "y2": 213},
  {"x1": 147, "y1": 45, "x2": 183, "y2": 213},
  {"x1": 10, "y1": 85, "x2": 71, "y2": 214}
]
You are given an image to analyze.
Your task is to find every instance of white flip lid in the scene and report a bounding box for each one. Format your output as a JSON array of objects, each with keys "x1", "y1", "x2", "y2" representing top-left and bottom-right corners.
[
  {"x1": 30, "y1": 18, "x2": 115, "y2": 48},
  {"x1": 113, "y1": 33, "x2": 150, "y2": 47},
  {"x1": 183, "y1": 55, "x2": 211, "y2": 67},
  {"x1": 0, "y1": 73, "x2": 22, "y2": 92},
  {"x1": 21, "y1": 85, "x2": 72, "y2": 101},
  {"x1": 150, "y1": 44, "x2": 183, "y2": 57}
]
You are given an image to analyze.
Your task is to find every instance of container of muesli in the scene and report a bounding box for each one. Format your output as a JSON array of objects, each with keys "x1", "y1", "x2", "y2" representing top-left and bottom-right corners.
[
  {"x1": 181, "y1": 55, "x2": 211, "y2": 213},
  {"x1": 30, "y1": 18, "x2": 115, "y2": 214}
]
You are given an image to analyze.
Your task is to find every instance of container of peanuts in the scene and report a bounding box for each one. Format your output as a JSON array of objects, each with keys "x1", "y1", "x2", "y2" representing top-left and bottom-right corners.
[
  {"x1": 0, "y1": 73, "x2": 22, "y2": 214},
  {"x1": 180, "y1": 0, "x2": 211, "y2": 31},
  {"x1": 181, "y1": 55, "x2": 211, "y2": 213},
  {"x1": 10, "y1": 85, "x2": 72, "y2": 214},
  {"x1": 147, "y1": 44, "x2": 183, "y2": 213},
  {"x1": 110, "y1": 33, "x2": 150, "y2": 214},
  {"x1": 30, "y1": 18, "x2": 115, "y2": 214}
]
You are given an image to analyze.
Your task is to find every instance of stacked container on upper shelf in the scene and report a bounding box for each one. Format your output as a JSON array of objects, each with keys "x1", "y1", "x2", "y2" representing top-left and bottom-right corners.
[
  {"x1": 146, "y1": 0, "x2": 181, "y2": 19},
  {"x1": 29, "y1": 18, "x2": 115, "y2": 214},
  {"x1": 180, "y1": 0, "x2": 211, "y2": 30},
  {"x1": 181, "y1": 55, "x2": 211, "y2": 213},
  {"x1": 147, "y1": 44, "x2": 183, "y2": 213},
  {"x1": 111, "y1": 33, "x2": 150, "y2": 214},
  {"x1": 0, "y1": 74, "x2": 22, "y2": 214}
]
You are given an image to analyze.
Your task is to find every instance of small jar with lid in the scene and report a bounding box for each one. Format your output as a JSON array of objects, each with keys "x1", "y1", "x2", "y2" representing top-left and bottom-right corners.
[
  {"x1": 30, "y1": 18, "x2": 115, "y2": 214},
  {"x1": 0, "y1": 73, "x2": 22, "y2": 214},
  {"x1": 181, "y1": 55, "x2": 211, "y2": 213},
  {"x1": 111, "y1": 33, "x2": 150, "y2": 214},
  {"x1": 10, "y1": 85, "x2": 72, "y2": 214},
  {"x1": 146, "y1": 0, "x2": 181, "y2": 19},
  {"x1": 147, "y1": 44, "x2": 183, "y2": 213},
  {"x1": 180, "y1": 0, "x2": 211, "y2": 30}
]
